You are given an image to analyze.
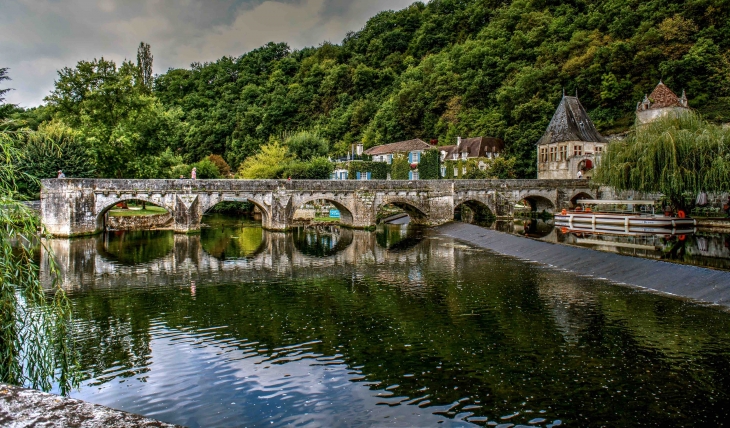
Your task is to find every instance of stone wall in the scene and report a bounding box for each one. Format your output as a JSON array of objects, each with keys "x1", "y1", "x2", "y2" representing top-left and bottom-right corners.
[{"x1": 105, "y1": 212, "x2": 173, "y2": 231}]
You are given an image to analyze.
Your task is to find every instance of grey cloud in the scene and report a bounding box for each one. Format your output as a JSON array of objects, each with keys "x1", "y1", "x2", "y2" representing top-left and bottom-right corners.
[{"x1": 0, "y1": 0, "x2": 421, "y2": 107}]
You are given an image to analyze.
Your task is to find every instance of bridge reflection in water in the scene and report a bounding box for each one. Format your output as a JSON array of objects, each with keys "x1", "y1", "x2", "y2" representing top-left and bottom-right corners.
[
  {"x1": 38, "y1": 221, "x2": 730, "y2": 427},
  {"x1": 42, "y1": 222, "x2": 436, "y2": 292}
]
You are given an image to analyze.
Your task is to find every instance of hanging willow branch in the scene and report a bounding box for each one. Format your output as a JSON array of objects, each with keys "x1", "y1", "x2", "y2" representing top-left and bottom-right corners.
[
  {"x1": 0, "y1": 125, "x2": 80, "y2": 394},
  {"x1": 594, "y1": 112, "x2": 730, "y2": 208}
]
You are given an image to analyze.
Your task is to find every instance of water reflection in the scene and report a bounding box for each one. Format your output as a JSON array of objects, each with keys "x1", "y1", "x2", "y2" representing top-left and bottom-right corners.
[
  {"x1": 376, "y1": 223, "x2": 426, "y2": 251},
  {"x1": 42, "y1": 222, "x2": 730, "y2": 427},
  {"x1": 292, "y1": 226, "x2": 353, "y2": 257}
]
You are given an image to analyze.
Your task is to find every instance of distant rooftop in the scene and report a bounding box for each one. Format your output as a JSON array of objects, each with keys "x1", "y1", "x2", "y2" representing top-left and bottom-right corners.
[
  {"x1": 440, "y1": 137, "x2": 504, "y2": 158},
  {"x1": 638, "y1": 81, "x2": 688, "y2": 110},
  {"x1": 538, "y1": 95, "x2": 607, "y2": 145},
  {"x1": 364, "y1": 139, "x2": 431, "y2": 156}
]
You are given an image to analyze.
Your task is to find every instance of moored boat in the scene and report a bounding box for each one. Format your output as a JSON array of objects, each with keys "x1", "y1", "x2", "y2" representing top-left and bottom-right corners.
[{"x1": 554, "y1": 199, "x2": 697, "y2": 228}]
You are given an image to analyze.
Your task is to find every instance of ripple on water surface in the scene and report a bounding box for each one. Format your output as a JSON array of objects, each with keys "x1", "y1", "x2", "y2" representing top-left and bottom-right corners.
[{"x1": 54, "y1": 225, "x2": 730, "y2": 427}]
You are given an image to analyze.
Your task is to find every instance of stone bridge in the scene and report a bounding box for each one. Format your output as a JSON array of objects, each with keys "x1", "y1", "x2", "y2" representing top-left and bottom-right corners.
[{"x1": 40, "y1": 179, "x2": 595, "y2": 237}]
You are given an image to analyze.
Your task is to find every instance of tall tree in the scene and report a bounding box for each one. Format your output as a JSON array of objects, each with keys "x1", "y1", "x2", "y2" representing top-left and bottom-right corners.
[
  {"x1": 136, "y1": 42, "x2": 153, "y2": 94},
  {"x1": 0, "y1": 67, "x2": 12, "y2": 103},
  {"x1": 0, "y1": 68, "x2": 14, "y2": 119}
]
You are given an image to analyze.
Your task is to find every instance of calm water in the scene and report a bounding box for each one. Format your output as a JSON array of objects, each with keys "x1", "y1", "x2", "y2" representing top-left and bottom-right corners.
[{"x1": 44, "y1": 215, "x2": 730, "y2": 427}]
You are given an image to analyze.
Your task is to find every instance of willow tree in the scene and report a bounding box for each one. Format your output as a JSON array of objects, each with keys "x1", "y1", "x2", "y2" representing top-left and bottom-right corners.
[
  {"x1": 594, "y1": 113, "x2": 730, "y2": 210},
  {"x1": 0, "y1": 126, "x2": 79, "y2": 394}
]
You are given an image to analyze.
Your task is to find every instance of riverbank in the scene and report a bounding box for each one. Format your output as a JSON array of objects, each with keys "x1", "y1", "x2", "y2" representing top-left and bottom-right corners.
[
  {"x1": 0, "y1": 383, "x2": 179, "y2": 427},
  {"x1": 438, "y1": 222, "x2": 730, "y2": 308}
]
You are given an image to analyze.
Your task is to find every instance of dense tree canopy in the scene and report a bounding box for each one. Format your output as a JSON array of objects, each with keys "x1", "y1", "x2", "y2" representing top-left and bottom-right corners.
[
  {"x1": 594, "y1": 112, "x2": 730, "y2": 210},
  {"x1": 7, "y1": 0, "x2": 730, "y2": 181}
]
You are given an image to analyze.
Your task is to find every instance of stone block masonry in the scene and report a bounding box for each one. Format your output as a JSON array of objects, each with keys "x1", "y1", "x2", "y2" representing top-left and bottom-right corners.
[{"x1": 40, "y1": 179, "x2": 594, "y2": 237}]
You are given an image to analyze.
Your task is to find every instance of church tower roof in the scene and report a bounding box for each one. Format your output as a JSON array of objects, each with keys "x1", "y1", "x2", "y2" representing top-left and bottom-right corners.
[{"x1": 538, "y1": 95, "x2": 607, "y2": 146}]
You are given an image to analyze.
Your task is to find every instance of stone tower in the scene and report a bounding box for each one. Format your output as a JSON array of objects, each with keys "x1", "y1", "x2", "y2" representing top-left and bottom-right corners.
[
  {"x1": 636, "y1": 81, "x2": 689, "y2": 124},
  {"x1": 537, "y1": 93, "x2": 608, "y2": 179}
]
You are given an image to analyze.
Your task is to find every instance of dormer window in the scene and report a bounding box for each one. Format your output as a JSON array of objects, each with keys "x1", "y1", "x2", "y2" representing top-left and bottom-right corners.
[
  {"x1": 453, "y1": 153, "x2": 458, "y2": 160},
  {"x1": 461, "y1": 152, "x2": 467, "y2": 160}
]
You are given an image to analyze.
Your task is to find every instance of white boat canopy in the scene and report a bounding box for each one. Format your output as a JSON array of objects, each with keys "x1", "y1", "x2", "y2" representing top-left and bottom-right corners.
[{"x1": 576, "y1": 199, "x2": 657, "y2": 205}]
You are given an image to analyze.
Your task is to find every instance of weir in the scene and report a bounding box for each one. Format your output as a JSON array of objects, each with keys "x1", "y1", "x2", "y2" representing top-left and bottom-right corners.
[{"x1": 40, "y1": 178, "x2": 593, "y2": 237}]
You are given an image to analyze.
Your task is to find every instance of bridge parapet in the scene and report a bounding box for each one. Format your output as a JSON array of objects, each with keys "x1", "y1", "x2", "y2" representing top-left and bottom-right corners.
[{"x1": 40, "y1": 179, "x2": 594, "y2": 237}]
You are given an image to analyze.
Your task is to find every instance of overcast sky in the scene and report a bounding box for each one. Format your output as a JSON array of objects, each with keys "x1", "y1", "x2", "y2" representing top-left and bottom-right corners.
[{"x1": 1, "y1": 0, "x2": 420, "y2": 108}]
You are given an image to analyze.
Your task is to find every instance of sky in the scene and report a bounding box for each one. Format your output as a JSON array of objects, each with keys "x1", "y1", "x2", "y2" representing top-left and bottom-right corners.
[{"x1": 1, "y1": 0, "x2": 420, "y2": 108}]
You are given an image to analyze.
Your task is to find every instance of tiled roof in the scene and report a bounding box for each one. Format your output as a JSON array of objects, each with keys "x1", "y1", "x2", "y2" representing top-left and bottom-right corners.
[
  {"x1": 646, "y1": 82, "x2": 682, "y2": 109},
  {"x1": 364, "y1": 139, "x2": 431, "y2": 156},
  {"x1": 440, "y1": 137, "x2": 505, "y2": 159},
  {"x1": 538, "y1": 96, "x2": 607, "y2": 146}
]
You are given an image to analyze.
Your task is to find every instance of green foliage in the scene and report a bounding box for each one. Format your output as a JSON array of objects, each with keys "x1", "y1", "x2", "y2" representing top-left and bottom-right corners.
[
  {"x1": 134, "y1": 148, "x2": 187, "y2": 179},
  {"x1": 347, "y1": 161, "x2": 390, "y2": 180},
  {"x1": 594, "y1": 112, "x2": 730, "y2": 210},
  {"x1": 419, "y1": 149, "x2": 441, "y2": 180},
  {"x1": 22, "y1": 0, "x2": 730, "y2": 179},
  {"x1": 283, "y1": 156, "x2": 334, "y2": 179},
  {"x1": 284, "y1": 130, "x2": 329, "y2": 161},
  {"x1": 208, "y1": 154, "x2": 231, "y2": 177},
  {"x1": 237, "y1": 140, "x2": 288, "y2": 179},
  {"x1": 0, "y1": 67, "x2": 14, "y2": 119},
  {"x1": 192, "y1": 158, "x2": 221, "y2": 179},
  {"x1": 390, "y1": 154, "x2": 410, "y2": 180},
  {"x1": 0, "y1": 127, "x2": 79, "y2": 394},
  {"x1": 13, "y1": 122, "x2": 96, "y2": 198}
]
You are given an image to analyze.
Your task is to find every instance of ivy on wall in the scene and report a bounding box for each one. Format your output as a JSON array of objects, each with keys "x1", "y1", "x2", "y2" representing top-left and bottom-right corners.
[
  {"x1": 443, "y1": 157, "x2": 516, "y2": 179},
  {"x1": 419, "y1": 149, "x2": 441, "y2": 180},
  {"x1": 346, "y1": 160, "x2": 390, "y2": 179},
  {"x1": 390, "y1": 154, "x2": 410, "y2": 180}
]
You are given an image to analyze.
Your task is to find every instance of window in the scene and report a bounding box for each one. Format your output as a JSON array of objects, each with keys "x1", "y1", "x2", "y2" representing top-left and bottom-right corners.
[
  {"x1": 540, "y1": 147, "x2": 547, "y2": 163},
  {"x1": 462, "y1": 167, "x2": 467, "y2": 175},
  {"x1": 441, "y1": 166, "x2": 446, "y2": 177},
  {"x1": 573, "y1": 145, "x2": 583, "y2": 156},
  {"x1": 461, "y1": 152, "x2": 468, "y2": 160},
  {"x1": 412, "y1": 171, "x2": 419, "y2": 180},
  {"x1": 559, "y1": 145, "x2": 567, "y2": 161},
  {"x1": 454, "y1": 167, "x2": 459, "y2": 177},
  {"x1": 453, "y1": 153, "x2": 458, "y2": 160},
  {"x1": 595, "y1": 146, "x2": 603, "y2": 154},
  {"x1": 549, "y1": 146, "x2": 557, "y2": 162}
]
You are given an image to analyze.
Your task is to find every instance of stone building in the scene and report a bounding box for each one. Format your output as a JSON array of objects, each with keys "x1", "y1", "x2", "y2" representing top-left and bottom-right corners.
[
  {"x1": 439, "y1": 136, "x2": 504, "y2": 162},
  {"x1": 364, "y1": 138, "x2": 432, "y2": 164},
  {"x1": 636, "y1": 81, "x2": 689, "y2": 124},
  {"x1": 537, "y1": 93, "x2": 608, "y2": 179},
  {"x1": 439, "y1": 136, "x2": 505, "y2": 178}
]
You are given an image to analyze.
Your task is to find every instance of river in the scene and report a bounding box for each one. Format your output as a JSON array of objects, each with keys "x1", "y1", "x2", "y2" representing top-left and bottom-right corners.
[{"x1": 43, "y1": 215, "x2": 730, "y2": 427}]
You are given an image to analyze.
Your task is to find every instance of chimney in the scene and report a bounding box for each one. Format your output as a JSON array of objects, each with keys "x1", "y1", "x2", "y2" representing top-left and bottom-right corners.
[{"x1": 457, "y1": 136, "x2": 462, "y2": 148}]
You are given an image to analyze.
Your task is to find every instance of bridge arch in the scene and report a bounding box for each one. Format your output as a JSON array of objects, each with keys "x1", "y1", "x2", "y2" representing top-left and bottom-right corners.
[
  {"x1": 203, "y1": 197, "x2": 272, "y2": 225},
  {"x1": 521, "y1": 195, "x2": 556, "y2": 213},
  {"x1": 376, "y1": 199, "x2": 428, "y2": 224},
  {"x1": 570, "y1": 192, "x2": 595, "y2": 208},
  {"x1": 291, "y1": 196, "x2": 355, "y2": 226},
  {"x1": 454, "y1": 199, "x2": 495, "y2": 224},
  {"x1": 96, "y1": 197, "x2": 174, "y2": 233}
]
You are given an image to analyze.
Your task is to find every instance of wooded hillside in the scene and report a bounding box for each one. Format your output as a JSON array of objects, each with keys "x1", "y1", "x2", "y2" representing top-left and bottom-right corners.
[{"x1": 4, "y1": 0, "x2": 730, "y2": 179}]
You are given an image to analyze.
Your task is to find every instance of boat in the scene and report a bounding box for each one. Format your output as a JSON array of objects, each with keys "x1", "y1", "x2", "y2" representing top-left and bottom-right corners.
[{"x1": 554, "y1": 199, "x2": 697, "y2": 228}]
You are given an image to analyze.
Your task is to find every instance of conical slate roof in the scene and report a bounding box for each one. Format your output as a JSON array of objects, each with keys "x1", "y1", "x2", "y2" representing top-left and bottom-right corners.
[{"x1": 538, "y1": 95, "x2": 607, "y2": 145}]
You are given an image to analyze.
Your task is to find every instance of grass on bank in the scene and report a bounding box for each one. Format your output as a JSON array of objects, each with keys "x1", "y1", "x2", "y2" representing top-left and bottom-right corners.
[
  {"x1": 313, "y1": 217, "x2": 340, "y2": 223},
  {"x1": 108, "y1": 205, "x2": 168, "y2": 217}
]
